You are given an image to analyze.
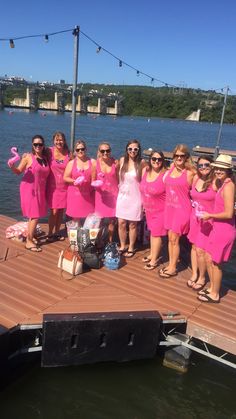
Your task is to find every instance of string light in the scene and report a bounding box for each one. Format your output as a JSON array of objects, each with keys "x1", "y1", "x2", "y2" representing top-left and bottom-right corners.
[{"x1": 0, "y1": 26, "x2": 228, "y2": 92}]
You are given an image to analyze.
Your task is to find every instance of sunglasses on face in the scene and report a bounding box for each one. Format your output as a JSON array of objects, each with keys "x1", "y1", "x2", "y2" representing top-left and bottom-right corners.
[
  {"x1": 75, "y1": 147, "x2": 85, "y2": 152},
  {"x1": 198, "y1": 163, "x2": 211, "y2": 169},
  {"x1": 128, "y1": 147, "x2": 139, "y2": 152},
  {"x1": 33, "y1": 143, "x2": 44, "y2": 147},
  {"x1": 214, "y1": 168, "x2": 227, "y2": 172},
  {"x1": 100, "y1": 149, "x2": 111, "y2": 154},
  {"x1": 174, "y1": 153, "x2": 186, "y2": 159},
  {"x1": 151, "y1": 157, "x2": 162, "y2": 163}
]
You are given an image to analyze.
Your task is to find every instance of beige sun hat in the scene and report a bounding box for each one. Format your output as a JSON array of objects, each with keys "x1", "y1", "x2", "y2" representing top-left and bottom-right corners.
[{"x1": 211, "y1": 154, "x2": 233, "y2": 169}]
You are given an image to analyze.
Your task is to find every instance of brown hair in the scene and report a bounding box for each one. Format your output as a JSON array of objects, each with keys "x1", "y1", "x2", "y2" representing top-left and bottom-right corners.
[
  {"x1": 120, "y1": 139, "x2": 142, "y2": 181},
  {"x1": 147, "y1": 150, "x2": 167, "y2": 172},
  {"x1": 31, "y1": 135, "x2": 48, "y2": 159},
  {"x1": 196, "y1": 155, "x2": 214, "y2": 192},
  {"x1": 215, "y1": 168, "x2": 235, "y2": 190},
  {"x1": 53, "y1": 131, "x2": 69, "y2": 152}
]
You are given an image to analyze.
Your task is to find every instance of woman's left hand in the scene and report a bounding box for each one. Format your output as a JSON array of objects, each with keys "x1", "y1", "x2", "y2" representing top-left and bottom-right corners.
[{"x1": 201, "y1": 211, "x2": 211, "y2": 221}]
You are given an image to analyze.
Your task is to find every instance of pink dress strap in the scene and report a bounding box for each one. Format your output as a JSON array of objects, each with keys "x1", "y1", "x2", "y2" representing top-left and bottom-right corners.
[{"x1": 95, "y1": 158, "x2": 118, "y2": 217}]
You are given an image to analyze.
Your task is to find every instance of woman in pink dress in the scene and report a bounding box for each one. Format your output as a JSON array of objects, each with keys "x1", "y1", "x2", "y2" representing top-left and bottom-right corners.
[
  {"x1": 187, "y1": 155, "x2": 216, "y2": 291},
  {"x1": 9, "y1": 135, "x2": 50, "y2": 252},
  {"x1": 47, "y1": 132, "x2": 71, "y2": 241},
  {"x1": 64, "y1": 140, "x2": 96, "y2": 222},
  {"x1": 159, "y1": 144, "x2": 195, "y2": 278},
  {"x1": 198, "y1": 155, "x2": 235, "y2": 303},
  {"x1": 116, "y1": 140, "x2": 146, "y2": 257},
  {"x1": 94, "y1": 142, "x2": 119, "y2": 242},
  {"x1": 140, "y1": 150, "x2": 167, "y2": 270}
]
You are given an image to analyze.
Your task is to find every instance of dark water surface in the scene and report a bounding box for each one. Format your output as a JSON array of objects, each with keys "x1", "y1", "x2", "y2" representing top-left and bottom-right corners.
[{"x1": 0, "y1": 109, "x2": 236, "y2": 418}]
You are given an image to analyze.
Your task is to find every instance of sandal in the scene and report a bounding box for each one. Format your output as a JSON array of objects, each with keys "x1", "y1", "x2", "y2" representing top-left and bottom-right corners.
[
  {"x1": 118, "y1": 247, "x2": 128, "y2": 255},
  {"x1": 142, "y1": 256, "x2": 151, "y2": 263},
  {"x1": 25, "y1": 245, "x2": 42, "y2": 253},
  {"x1": 198, "y1": 288, "x2": 210, "y2": 296},
  {"x1": 46, "y1": 235, "x2": 54, "y2": 243},
  {"x1": 144, "y1": 262, "x2": 158, "y2": 270},
  {"x1": 124, "y1": 250, "x2": 136, "y2": 258},
  {"x1": 197, "y1": 294, "x2": 220, "y2": 304},
  {"x1": 159, "y1": 268, "x2": 177, "y2": 278},
  {"x1": 54, "y1": 233, "x2": 65, "y2": 241},
  {"x1": 187, "y1": 278, "x2": 197, "y2": 288},
  {"x1": 192, "y1": 281, "x2": 206, "y2": 292}
]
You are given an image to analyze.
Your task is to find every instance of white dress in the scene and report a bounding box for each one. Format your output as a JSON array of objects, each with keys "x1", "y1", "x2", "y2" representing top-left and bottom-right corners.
[{"x1": 115, "y1": 169, "x2": 142, "y2": 221}]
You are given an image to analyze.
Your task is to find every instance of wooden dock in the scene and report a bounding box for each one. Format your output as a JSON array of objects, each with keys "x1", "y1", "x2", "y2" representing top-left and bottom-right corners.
[
  {"x1": 0, "y1": 214, "x2": 236, "y2": 364},
  {"x1": 192, "y1": 146, "x2": 236, "y2": 158}
]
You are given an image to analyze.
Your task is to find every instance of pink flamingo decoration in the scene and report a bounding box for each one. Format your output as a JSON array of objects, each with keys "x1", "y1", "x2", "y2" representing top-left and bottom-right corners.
[
  {"x1": 8, "y1": 147, "x2": 20, "y2": 167},
  {"x1": 74, "y1": 170, "x2": 86, "y2": 186},
  {"x1": 91, "y1": 172, "x2": 105, "y2": 188}
]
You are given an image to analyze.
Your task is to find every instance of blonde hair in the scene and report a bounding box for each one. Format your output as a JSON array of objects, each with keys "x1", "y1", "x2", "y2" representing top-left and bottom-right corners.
[{"x1": 173, "y1": 143, "x2": 195, "y2": 172}]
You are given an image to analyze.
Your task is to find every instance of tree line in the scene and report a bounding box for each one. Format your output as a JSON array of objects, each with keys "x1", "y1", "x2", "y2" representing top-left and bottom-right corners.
[{"x1": 3, "y1": 83, "x2": 236, "y2": 123}]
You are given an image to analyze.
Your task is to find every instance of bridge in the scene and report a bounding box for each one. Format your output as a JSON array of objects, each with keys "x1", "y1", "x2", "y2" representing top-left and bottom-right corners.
[{"x1": 0, "y1": 87, "x2": 122, "y2": 115}]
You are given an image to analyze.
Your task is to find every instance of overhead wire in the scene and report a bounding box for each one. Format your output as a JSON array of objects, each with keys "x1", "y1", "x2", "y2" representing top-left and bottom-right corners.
[{"x1": 0, "y1": 26, "x2": 229, "y2": 93}]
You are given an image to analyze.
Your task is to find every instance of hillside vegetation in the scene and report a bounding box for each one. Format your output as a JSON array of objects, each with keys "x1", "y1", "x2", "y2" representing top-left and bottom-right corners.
[{"x1": 3, "y1": 84, "x2": 236, "y2": 123}]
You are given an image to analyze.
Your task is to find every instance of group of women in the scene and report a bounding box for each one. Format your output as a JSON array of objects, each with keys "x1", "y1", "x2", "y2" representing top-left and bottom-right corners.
[{"x1": 9, "y1": 133, "x2": 235, "y2": 304}]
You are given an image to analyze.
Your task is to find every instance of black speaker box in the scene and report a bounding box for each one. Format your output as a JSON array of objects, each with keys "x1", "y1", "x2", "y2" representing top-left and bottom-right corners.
[{"x1": 41, "y1": 311, "x2": 161, "y2": 367}]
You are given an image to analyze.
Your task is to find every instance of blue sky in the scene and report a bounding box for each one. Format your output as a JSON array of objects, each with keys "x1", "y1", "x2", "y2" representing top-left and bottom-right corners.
[{"x1": 1, "y1": 0, "x2": 236, "y2": 92}]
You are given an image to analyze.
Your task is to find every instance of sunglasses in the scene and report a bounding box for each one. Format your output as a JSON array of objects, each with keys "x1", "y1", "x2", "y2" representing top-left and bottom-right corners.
[
  {"x1": 174, "y1": 154, "x2": 186, "y2": 159},
  {"x1": 128, "y1": 147, "x2": 139, "y2": 152},
  {"x1": 33, "y1": 143, "x2": 44, "y2": 147},
  {"x1": 198, "y1": 163, "x2": 211, "y2": 169},
  {"x1": 75, "y1": 147, "x2": 85, "y2": 152},
  {"x1": 100, "y1": 149, "x2": 111, "y2": 154},
  {"x1": 151, "y1": 157, "x2": 162, "y2": 163}
]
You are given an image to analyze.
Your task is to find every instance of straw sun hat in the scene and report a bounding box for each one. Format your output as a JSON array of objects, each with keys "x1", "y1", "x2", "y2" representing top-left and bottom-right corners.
[{"x1": 211, "y1": 154, "x2": 233, "y2": 169}]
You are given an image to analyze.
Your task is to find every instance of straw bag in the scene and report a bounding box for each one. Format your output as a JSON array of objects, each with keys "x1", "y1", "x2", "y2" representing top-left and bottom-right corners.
[{"x1": 58, "y1": 246, "x2": 83, "y2": 276}]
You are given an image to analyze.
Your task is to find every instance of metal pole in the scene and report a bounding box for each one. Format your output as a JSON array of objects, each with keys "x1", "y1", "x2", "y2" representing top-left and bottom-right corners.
[
  {"x1": 214, "y1": 86, "x2": 229, "y2": 159},
  {"x1": 70, "y1": 26, "x2": 80, "y2": 151}
]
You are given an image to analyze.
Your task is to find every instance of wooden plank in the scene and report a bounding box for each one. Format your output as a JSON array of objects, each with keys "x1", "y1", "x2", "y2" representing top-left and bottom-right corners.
[
  {"x1": 192, "y1": 146, "x2": 236, "y2": 158},
  {"x1": 0, "y1": 215, "x2": 236, "y2": 357}
]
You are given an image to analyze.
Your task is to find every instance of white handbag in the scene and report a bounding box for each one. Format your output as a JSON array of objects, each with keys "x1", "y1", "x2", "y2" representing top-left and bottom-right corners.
[{"x1": 58, "y1": 247, "x2": 83, "y2": 276}]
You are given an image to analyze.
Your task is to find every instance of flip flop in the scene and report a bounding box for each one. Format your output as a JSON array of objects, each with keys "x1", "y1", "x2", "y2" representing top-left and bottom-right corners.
[
  {"x1": 187, "y1": 278, "x2": 197, "y2": 288},
  {"x1": 198, "y1": 289, "x2": 210, "y2": 296},
  {"x1": 142, "y1": 256, "x2": 151, "y2": 263},
  {"x1": 25, "y1": 245, "x2": 42, "y2": 253},
  {"x1": 144, "y1": 262, "x2": 158, "y2": 270},
  {"x1": 54, "y1": 233, "x2": 65, "y2": 241},
  {"x1": 46, "y1": 235, "x2": 54, "y2": 243},
  {"x1": 197, "y1": 294, "x2": 220, "y2": 303},
  {"x1": 192, "y1": 282, "x2": 206, "y2": 292},
  {"x1": 159, "y1": 270, "x2": 177, "y2": 278},
  {"x1": 118, "y1": 247, "x2": 128, "y2": 255},
  {"x1": 159, "y1": 267, "x2": 168, "y2": 275},
  {"x1": 124, "y1": 250, "x2": 136, "y2": 258}
]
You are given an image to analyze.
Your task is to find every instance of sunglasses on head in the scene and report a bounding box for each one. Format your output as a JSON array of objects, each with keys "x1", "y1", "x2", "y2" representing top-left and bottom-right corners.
[
  {"x1": 198, "y1": 163, "x2": 211, "y2": 169},
  {"x1": 33, "y1": 143, "x2": 43, "y2": 147},
  {"x1": 100, "y1": 149, "x2": 111, "y2": 154},
  {"x1": 76, "y1": 147, "x2": 85, "y2": 152},
  {"x1": 151, "y1": 156, "x2": 162, "y2": 163},
  {"x1": 128, "y1": 147, "x2": 139, "y2": 152},
  {"x1": 174, "y1": 153, "x2": 186, "y2": 159}
]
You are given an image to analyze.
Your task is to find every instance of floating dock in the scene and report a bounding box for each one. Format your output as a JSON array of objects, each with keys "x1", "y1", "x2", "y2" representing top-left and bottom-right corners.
[{"x1": 0, "y1": 215, "x2": 236, "y2": 370}]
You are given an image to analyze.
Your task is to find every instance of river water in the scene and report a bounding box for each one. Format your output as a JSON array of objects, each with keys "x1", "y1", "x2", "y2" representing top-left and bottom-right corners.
[{"x1": 0, "y1": 109, "x2": 236, "y2": 418}]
